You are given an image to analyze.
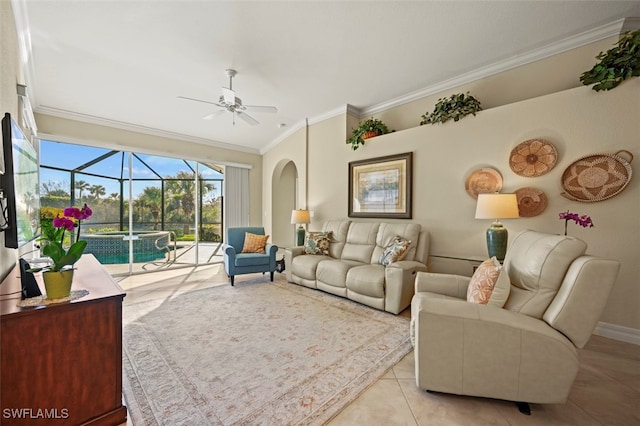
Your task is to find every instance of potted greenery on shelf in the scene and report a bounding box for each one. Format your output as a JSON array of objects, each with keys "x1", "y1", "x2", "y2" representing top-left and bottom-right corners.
[
  {"x1": 420, "y1": 92, "x2": 482, "y2": 125},
  {"x1": 580, "y1": 29, "x2": 640, "y2": 91},
  {"x1": 346, "y1": 117, "x2": 390, "y2": 150}
]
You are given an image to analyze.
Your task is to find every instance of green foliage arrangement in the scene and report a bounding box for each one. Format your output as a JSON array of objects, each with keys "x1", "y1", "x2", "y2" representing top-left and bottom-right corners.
[
  {"x1": 346, "y1": 117, "x2": 390, "y2": 151},
  {"x1": 420, "y1": 92, "x2": 482, "y2": 125},
  {"x1": 580, "y1": 29, "x2": 640, "y2": 91}
]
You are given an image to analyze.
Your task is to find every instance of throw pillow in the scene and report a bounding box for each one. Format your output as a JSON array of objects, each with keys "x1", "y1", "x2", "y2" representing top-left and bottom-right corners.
[
  {"x1": 467, "y1": 257, "x2": 510, "y2": 307},
  {"x1": 304, "y1": 231, "x2": 332, "y2": 255},
  {"x1": 488, "y1": 265, "x2": 511, "y2": 307},
  {"x1": 241, "y1": 232, "x2": 269, "y2": 254},
  {"x1": 379, "y1": 235, "x2": 412, "y2": 266}
]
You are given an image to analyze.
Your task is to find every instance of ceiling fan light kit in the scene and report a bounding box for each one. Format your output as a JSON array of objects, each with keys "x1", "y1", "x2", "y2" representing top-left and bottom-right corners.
[{"x1": 179, "y1": 68, "x2": 277, "y2": 126}]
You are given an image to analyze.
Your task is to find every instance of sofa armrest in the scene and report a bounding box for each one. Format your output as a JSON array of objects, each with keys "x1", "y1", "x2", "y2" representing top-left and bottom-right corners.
[
  {"x1": 412, "y1": 294, "x2": 579, "y2": 404},
  {"x1": 224, "y1": 244, "x2": 236, "y2": 258},
  {"x1": 384, "y1": 260, "x2": 428, "y2": 314},
  {"x1": 415, "y1": 271, "x2": 470, "y2": 299},
  {"x1": 284, "y1": 247, "x2": 304, "y2": 282},
  {"x1": 267, "y1": 244, "x2": 278, "y2": 270},
  {"x1": 223, "y1": 244, "x2": 237, "y2": 274}
]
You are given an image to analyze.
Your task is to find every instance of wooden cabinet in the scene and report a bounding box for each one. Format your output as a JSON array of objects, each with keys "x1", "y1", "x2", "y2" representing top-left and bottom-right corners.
[{"x1": 1, "y1": 255, "x2": 127, "y2": 425}]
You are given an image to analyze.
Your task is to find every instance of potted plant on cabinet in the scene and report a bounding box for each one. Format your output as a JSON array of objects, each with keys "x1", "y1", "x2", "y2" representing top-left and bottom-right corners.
[
  {"x1": 29, "y1": 204, "x2": 92, "y2": 299},
  {"x1": 346, "y1": 117, "x2": 390, "y2": 150},
  {"x1": 420, "y1": 92, "x2": 482, "y2": 125},
  {"x1": 580, "y1": 29, "x2": 640, "y2": 91}
]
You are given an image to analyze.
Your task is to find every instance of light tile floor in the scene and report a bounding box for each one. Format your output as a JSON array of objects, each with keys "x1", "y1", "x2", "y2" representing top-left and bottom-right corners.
[{"x1": 119, "y1": 266, "x2": 640, "y2": 426}]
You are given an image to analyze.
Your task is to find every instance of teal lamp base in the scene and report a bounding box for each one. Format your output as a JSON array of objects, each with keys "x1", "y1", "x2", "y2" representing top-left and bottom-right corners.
[
  {"x1": 296, "y1": 226, "x2": 306, "y2": 246},
  {"x1": 486, "y1": 221, "x2": 508, "y2": 261}
]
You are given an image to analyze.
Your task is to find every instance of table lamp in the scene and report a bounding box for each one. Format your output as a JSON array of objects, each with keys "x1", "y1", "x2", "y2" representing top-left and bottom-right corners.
[
  {"x1": 290, "y1": 209, "x2": 311, "y2": 246},
  {"x1": 474, "y1": 193, "x2": 519, "y2": 261}
]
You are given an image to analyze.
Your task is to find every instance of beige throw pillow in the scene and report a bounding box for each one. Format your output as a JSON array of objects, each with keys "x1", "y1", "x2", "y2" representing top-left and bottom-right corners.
[
  {"x1": 467, "y1": 257, "x2": 510, "y2": 307},
  {"x1": 241, "y1": 232, "x2": 269, "y2": 254}
]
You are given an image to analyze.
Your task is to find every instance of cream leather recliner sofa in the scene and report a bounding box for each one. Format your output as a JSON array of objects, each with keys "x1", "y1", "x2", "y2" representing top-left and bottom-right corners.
[
  {"x1": 285, "y1": 220, "x2": 429, "y2": 314},
  {"x1": 410, "y1": 230, "x2": 620, "y2": 411}
]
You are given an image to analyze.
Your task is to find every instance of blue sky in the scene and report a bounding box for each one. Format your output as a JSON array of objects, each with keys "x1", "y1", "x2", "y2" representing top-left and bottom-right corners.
[{"x1": 39, "y1": 139, "x2": 223, "y2": 198}]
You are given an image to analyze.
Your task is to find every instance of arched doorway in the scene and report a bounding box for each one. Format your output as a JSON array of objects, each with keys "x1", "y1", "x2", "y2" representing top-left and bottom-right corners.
[{"x1": 271, "y1": 159, "x2": 298, "y2": 248}]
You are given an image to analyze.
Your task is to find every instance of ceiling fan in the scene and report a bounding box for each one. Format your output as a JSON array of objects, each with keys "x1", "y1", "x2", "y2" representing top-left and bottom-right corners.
[{"x1": 178, "y1": 69, "x2": 277, "y2": 126}]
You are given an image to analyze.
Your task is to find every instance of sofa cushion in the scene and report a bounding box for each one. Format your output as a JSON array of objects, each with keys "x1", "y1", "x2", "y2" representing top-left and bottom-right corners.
[
  {"x1": 234, "y1": 253, "x2": 271, "y2": 267},
  {"x1": 304, "y1": 231, "x2": 332, "y2": 255},
  {"x1": 503, "y1": 231, "x2": 587, "y2": 318},
  {"x1": 379, "y1": 236, "x2": 412, "y2": 266},
  {"x1": 291, "y1": 254, "x2": 329, "y2": 281},
  {"x1": 241, "y1": 232, "x2": 269, "y2": 253},
  {"x1": 341, "y1": 222, "x2": 380, "y2": 263},
  {"x1": 317, "y1": 259, "x2": 362, "y2": 288},
  {"x1": 346, "y1": 264, "x2": 385, "y2": 298},
  {"x1": 322, "y1": 220, "x2": 351, "y2": 259}
]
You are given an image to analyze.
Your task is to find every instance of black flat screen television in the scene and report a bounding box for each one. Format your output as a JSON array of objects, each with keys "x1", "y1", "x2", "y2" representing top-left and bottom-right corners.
[{"x1": 1, "y1": 112, "x2": 40, "y2": 248}]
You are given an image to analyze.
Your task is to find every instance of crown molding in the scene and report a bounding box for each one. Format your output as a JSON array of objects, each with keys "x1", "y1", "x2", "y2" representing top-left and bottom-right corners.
[
  {"x1": 35, "y1": 106, "x2": 260, "y2": 155},
  {"x1": 261, "y1": 104, "x2": 357, "y2": 154},
  {"x1": 260, "y1": 120, "x2": 306, "y2": 155},
  {"x1": 361, "y1": 18, "x2": 632, "y2": 117}
]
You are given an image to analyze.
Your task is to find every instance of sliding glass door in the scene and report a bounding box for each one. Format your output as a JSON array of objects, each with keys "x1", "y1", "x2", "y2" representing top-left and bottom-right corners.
[{"x1": 39, "y1": 139, "x2": 224, "y2": 276}]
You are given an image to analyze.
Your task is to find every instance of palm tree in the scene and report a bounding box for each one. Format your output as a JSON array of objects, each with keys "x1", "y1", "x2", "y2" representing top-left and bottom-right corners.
[
  {"x1": 137, "y1": 186, "x2": 162, "y2": 230},
  {"x1": 165, "y1": 172, "x2": 195, "y2": 234},
  {"x1": 75, "y1": 180, "x2": 90, "y2": 200},
  {"x1": 89, "y1": 184, "x2": 106, "y2": 200}
]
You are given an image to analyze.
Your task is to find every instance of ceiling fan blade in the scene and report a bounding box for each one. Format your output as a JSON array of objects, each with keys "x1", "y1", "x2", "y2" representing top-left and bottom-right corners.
[
  {"x1": 203, "y1": 109, "x2": 226, "y2": 120},
  {"x1": 236, "y1": 111, "x2": 259, "y2": 126},
  {"x1": 244, "y1": 105, "x2": 278, "y2": 114},
  {"x1": 221, "y1": 87, "x2": 235, "y2": 104},
  {"x1": 178, "y1": 95, "x2": 223, "y2": 107}
]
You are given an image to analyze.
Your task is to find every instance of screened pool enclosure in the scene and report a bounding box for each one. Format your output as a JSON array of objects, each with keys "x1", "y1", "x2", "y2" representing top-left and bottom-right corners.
[{"x1": 39, "y1": 140, "x2": 224, "y2": 275}]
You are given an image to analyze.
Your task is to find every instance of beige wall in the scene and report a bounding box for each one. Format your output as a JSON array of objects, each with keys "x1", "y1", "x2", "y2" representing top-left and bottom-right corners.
[
  {"x1": 375, "y1": 37, "x2": 619, "y2": 135},
  {"x1": 263, "y1": 125, "x2": 307, "y2": 247},
  {"x1": 34, "y1": 114, "x2": 264, "y2": 228},
  {"x1": 264, "y1": 77, "x2": 640, "y2": 331},
  {"x1": 1, "y1": 1, "x2": 21, "y2": 281}
]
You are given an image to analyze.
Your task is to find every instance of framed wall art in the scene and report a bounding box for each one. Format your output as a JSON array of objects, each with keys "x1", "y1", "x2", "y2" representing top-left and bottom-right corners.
[{"x1": 348, "y1": 152, "x2": 412, "y2": 219}]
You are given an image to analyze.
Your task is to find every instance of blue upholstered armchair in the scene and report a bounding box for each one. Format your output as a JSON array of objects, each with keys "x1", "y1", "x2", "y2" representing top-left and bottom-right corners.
[{"x1": 224, "y1": 227, "x2": 278, "y2": 286}]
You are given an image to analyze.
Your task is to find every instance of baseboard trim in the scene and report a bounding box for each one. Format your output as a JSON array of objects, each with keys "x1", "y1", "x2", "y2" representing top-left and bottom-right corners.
[{"x1": 593, "y1": 322, "x2": 640, "y2": 345}]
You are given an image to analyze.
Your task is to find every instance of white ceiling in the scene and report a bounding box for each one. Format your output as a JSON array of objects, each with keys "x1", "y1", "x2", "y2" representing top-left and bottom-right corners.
[{"x1": 16, "y1": 1, "x2": 640, "y2": 154}]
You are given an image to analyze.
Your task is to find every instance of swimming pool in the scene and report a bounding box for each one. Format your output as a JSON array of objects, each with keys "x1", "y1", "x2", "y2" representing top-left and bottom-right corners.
[{"x1": 82, "y1": 231, "x2": 171, "y2": 264}]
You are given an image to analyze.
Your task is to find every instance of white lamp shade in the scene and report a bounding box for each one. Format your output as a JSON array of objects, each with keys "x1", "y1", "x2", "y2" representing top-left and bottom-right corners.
[
  {"x1": 475, "y1": 193, "x2": 519, "y2": 219},
  {"x1": 291, "y1": 209, "x2": 311, "y2": 225}
]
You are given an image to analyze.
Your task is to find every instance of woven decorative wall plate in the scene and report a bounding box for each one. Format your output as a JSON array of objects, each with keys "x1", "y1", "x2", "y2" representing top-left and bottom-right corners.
[
  {"x1": 561, "y1": 150, "x2": 633, "y2": 202},
  {"x1": 515, "y1": 187, "x2": 548, "y2": 217},
  {"x1": 509, "y1": 139, "x2": 558, "y2": 177},
  {"x1": 465, "y1": 167, "x2": 503, "y2": 199}
]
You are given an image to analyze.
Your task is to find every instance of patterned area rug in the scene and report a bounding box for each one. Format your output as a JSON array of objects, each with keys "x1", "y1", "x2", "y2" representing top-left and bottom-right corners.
[{"x1": 122, "y1": 276, "x2": 411, "y2": 425}]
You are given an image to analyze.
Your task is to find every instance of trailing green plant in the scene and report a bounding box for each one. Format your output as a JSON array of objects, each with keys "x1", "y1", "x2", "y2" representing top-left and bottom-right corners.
[
  {"x1": 420, "y1": 92, "x2": 482, "y2": 125},
  {"x1": 346, "y1": 117, "x2": 390, "y2": 150},
  {"x1": 580, "y1": 29, "x2": 640, "y2": 91}
]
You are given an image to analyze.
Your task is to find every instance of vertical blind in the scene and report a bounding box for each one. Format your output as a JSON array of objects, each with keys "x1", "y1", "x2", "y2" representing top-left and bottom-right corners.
[{"x1": 223, "y1": 166, "x2": 249, "y2": 239}]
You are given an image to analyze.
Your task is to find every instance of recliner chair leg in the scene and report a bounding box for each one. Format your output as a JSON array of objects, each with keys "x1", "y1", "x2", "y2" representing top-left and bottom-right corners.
[
  {"x1": 270, "y1": 271, "x2": 274, "y2": 281},
  {"x1": 230, "y1": 276, "x2": 234, "y2": 286},
  {"x1": 515, "y1": 402, "x2": 531, "y2": 415}
]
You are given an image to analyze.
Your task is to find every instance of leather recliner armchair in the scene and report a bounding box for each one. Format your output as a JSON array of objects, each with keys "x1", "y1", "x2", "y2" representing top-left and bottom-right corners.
[{"x1": 410, "y1": 230, "x2": 620, "y2": 411}]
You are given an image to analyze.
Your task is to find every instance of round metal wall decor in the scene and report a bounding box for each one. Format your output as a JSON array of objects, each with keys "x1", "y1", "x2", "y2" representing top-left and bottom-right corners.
[
  {"x1": 515, "y1": 187, "x2": 548, "y2": 217},
  {"x1": 465, "y1": 167, "x2": 503, "y2": 199},
  {"x1": 509, "y1": 139, "x2": 558, "y2": 177},
  {"x1": 561, "y1": 150, "x2": 633, "y2": 202}
]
